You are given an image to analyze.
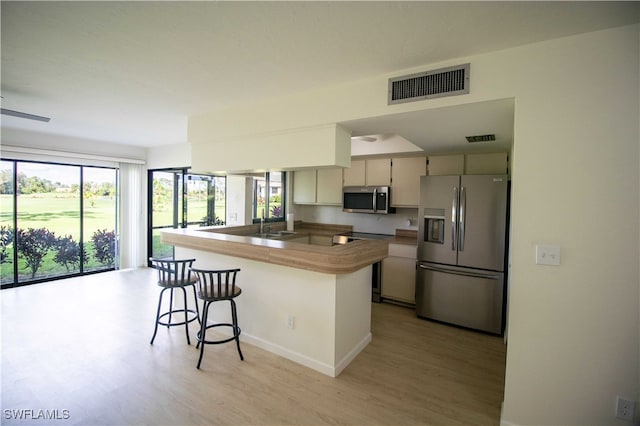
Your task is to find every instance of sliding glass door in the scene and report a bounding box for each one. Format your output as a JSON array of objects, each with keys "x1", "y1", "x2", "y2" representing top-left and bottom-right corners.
[
  {"x1": 0, "y1": 159, "x2": 117, "y2": 288},
  {"x1": 148, "y1": 169, "x2": 226, "y2": 262}
]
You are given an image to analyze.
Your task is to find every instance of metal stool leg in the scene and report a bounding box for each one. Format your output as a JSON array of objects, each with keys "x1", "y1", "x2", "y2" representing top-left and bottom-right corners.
[
  {"x1": 180, "y1": 286, "x2": 191, "y2": 345},
  {"x1": 197, "y1": 301, "x2": 211, "y2": 369},
  {"x1": 230, "y1": 299, "x2": 244, "y2": 361},
  {"x1": 191, "y1": 285, "x2": 201, "y2": 326},
  {"x1": 167, "y1": 288, "x2": 174, "y2": 327},
  {"x1": 150, "y1": 287, "x2": 167, "y2": 344}
]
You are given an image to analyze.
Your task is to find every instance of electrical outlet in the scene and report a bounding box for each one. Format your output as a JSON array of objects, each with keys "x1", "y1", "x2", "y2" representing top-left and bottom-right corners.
[
  {"x1": 287, "y1": 315, "x2": 295, "y2": 330},
  {"x1": 616, "y1": 396, "x2": 635, "y2": 421}
]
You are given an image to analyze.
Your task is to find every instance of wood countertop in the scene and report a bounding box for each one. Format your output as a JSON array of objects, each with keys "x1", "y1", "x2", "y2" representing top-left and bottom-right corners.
[{"x1": 161, "y1": 222, "x2": 389, "y2": 275}]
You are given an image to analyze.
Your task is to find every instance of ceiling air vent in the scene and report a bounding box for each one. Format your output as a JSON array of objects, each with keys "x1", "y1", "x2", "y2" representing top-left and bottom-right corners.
[
  {"x1": 388, "y1": 63, "x2": 470, "y2": 105},
  {"x1": 466, "y1": 134, "x2": 496, "y2": 143}
]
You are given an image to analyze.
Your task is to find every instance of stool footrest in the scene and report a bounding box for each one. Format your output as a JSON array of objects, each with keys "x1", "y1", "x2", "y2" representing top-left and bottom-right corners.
[
  {"x1": 197, "y1": 323, "x2": 241, "y2": 345},
  {"x1": 157, "y1": 309, "x2": 199, "y2": 327}
]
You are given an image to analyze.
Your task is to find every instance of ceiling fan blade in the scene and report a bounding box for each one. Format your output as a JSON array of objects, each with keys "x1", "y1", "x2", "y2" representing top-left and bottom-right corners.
[{"x1": 1, "y1": 108, "x2": 50, "y2": 122}]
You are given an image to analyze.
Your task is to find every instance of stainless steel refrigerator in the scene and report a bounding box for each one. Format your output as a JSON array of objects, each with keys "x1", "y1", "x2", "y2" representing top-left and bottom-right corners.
[{"x1": 416, "y1": 174, "x2": 508, "y2": 334}]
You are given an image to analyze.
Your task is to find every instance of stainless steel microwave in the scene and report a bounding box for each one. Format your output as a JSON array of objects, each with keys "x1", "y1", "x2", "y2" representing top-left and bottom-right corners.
[{"x1": 342, "y1": 186, "x2": 395, "y2": 214}]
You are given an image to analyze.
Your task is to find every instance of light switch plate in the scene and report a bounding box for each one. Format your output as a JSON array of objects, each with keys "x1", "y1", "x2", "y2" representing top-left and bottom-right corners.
[{"x1": 536, "y1": 244, "x2": 561, "y2": 266}]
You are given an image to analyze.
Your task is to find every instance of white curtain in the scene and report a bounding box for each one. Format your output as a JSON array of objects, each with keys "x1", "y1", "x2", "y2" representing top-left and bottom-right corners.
[{"x1": 119, "y1": 162, "x2": 147, "y2": 269}]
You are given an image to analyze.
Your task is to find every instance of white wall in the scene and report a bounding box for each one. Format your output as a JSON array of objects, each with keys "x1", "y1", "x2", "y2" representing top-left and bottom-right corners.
[
  {"x1": 190, "y1": 25, "x2": 640, "y2": 425},
  {"x1": 145, "y1": 142, "x2": 191, "y2": 170},
  {"x1": 1, "y1": 128, "x2": 147, "y2": 163},
  {"x1": 226, "y1": 175, "x2": 254, "y2": 226}
]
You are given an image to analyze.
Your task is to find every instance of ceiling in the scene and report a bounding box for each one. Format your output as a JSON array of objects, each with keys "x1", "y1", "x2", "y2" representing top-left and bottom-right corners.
[{"x1": 1, "y1": 1, "x2": 638, "y2": 154}]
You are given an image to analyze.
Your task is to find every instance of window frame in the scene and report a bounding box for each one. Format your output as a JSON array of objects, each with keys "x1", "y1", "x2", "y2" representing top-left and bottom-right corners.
[{"x1": 252, "y1": 172, "x2": 286, "y2": 224}]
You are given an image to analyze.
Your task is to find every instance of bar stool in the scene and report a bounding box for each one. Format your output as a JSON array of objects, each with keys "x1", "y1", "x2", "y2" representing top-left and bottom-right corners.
[
  {"x1": 149, "y1": 258, "x2": 200, "y2": 345},
  {"x1": 191, "y1": 267, "x2": 244, "y2": 369}
]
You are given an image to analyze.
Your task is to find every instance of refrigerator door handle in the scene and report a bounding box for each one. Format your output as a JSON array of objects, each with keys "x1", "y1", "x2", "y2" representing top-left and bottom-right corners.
[
  {"x1": 419, "y1": 263, "x2": 501, "y2": 280},
  {"x1": 451, "y1": 187, "x2": 458, "y2": 251},
  {"x1": 459, "y1": 186, "x2": 466, "y2": 251}
]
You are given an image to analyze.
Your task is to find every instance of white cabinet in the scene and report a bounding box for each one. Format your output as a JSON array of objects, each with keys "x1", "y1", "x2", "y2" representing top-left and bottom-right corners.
[
  {"x1": 366, "y1": 158, "x2": 391, "y2": 186},
  {"x1": 428, "y1": 153, "x2": 509, "y2": 176},
  {"x1": 343, "y1": 159, "x2": 366, "y2": 186},
  {"x1": 293, "y1": 168, "x2": 342, "y2": 205},
  {"x1": 391, "y1": 156, "x2": 426, "y2": 207},
  {"x1": 465, "y1": 153, "x2": 509, "y2": 175},
  {"x1": 316, "y1": 168, "x2": 343, "y2": 204},
  {"x1": 292, "y1": 169, "x2": 316, "y2": 204},
  {"x1": 428, "y1": 154, "x2": 464, "y2": 176},
  {"x1": 343, "y1": 158, "x2": 391, "y2": 187},
  {"x1": 382, "y1": 243, "x2": 417, "y2": 305}
]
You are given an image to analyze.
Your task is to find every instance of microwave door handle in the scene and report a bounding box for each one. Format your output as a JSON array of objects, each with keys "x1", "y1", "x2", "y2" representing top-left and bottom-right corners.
[
  {"x1": 372, "y1": 188, "x2": 377, "y2": 212},
  {"x1": 451, "y1": 187, "x2": 458, "y2": 251},
  {"x1": 459, "y1": 186, "x2": 466, "y2": 251}
]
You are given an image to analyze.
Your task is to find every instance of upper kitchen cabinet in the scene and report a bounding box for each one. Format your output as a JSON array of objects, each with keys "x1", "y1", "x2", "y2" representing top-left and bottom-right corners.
[
  {"x1": 366, "y1": 158, "x2": 392, "y2": 186},
  {"x1": 316, "y1": 168, "x2": 343, "y2": 204},
  {"x1": 465, "y1": 153, "x2": 509, "y2": 175},
  {"x1": 428, "y1": 153, "x2": 509, "y2": 176},
  {"x1": 293, "y1": 168, "x2": 342, "y2": 205},
  {"x1": 427, "y1": 154, "x2": 464, "y2": 176},
  {"x1": 343, "y1": 158, "x2": 391, "y2": 187},
  {"x1": 292, "y1": 169, "x2": 316, "y2": 204},
  {"x1": 342, "y1": 159, "x2": 366, "y2": 186},
  {"x1": 391, "y1": 156, "x2": 427, "y2": 207}
]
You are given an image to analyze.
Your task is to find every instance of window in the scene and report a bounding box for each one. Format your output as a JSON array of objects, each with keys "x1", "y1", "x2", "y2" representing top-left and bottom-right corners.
[
  {"x1": 253, "y1": 172, "x2": 285, "y2": 222},
  {"x1": 148, "y1": 169, "x2": 226, "y2": 261},
  {"x1": 0, "y1": 159, "x2": 117, "y2": 288}
]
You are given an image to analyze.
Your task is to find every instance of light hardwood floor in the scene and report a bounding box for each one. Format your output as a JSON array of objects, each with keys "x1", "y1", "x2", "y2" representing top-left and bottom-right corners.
[{"x1": 1, "y1": 268, "x2": 506, "y2": 425}]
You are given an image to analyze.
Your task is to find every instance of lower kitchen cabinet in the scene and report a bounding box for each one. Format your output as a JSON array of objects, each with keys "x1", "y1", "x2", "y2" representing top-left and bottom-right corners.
[{"x1": 382, "y1": 243, "x2": 417, "y2": 305}]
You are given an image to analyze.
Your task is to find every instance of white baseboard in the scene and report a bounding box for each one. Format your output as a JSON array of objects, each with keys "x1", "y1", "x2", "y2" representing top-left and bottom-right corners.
[{"x1": 205, "y1": 320, "x2": 372, "y2": 377}]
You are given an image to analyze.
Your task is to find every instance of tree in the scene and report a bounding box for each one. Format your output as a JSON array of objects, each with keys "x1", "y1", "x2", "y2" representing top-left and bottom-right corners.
[
  {"x1": 0, "y1": 169, "x2": 13, "y2": 194},
  {"x1": 91, "y1": 229, "x2": 116, "y2": 266},
  {"x1": 16, "y1": 227, "x2": 57, "y2": 278},
  {"x1": 54, "y1": 235, "x2": 87, "y2": 272}
]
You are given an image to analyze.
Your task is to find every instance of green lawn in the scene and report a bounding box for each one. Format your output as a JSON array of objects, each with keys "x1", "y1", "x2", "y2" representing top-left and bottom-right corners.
[
  {"x1": 1, "y1": 193, "x2": 117, "y2": 284},
  {"x1": 1, "y1": 193, "x2": 228, "y2": 285}
]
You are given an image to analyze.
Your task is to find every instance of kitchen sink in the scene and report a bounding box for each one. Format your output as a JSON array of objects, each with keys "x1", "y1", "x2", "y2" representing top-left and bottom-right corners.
[
  {"x1": 248, "y1": 230, "x2": 297, "y2": 239},
  {"x1": 249, "y1": 232, "x2": 282, "y2": 239}
]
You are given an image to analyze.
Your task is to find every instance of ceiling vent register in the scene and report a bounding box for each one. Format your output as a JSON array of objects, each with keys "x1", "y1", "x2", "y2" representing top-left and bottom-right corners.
[
  {"x1": 466, "y1": 134, "x2": 496, "y2": 143},
  {"x1": 388, "y1": 63, "x2": 470, "y2": 105}
]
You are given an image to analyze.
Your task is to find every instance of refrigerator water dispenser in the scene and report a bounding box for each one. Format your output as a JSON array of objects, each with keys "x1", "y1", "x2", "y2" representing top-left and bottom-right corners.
[{"x1": 423, "y1": 208, "x2": 445, "y2": 244}]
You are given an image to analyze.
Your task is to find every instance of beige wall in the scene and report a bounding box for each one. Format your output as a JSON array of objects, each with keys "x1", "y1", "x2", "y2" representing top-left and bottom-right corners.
[{"x1": 190, "y1": 24, "x2": 640, "y2": 425}]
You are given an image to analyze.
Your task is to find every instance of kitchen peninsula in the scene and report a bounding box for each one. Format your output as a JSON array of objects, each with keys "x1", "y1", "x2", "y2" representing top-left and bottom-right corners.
[{"x1": 161, "y1": 222, "x2": 388, "y2": 377}]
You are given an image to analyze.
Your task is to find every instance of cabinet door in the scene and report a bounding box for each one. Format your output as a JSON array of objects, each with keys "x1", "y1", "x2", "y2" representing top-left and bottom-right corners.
[
  {"x1": 316, "y1": 168, "x2": 342, "y2": 205},
  {"x1": 465, "y1": 153, "x2": 509, "y2": 175},
  {"x1": 292, "y1": 169, "x2": 316, "y2": 204},
  {"x1": 382, "y1": 256, "x2": 416, "y2": 304},
  {"x1": 366, "y1": 158, "x2": 391, "y2": 186},
  {"x1": 343, "y1": 160, "x2": 366, "y2": 186},
  {"x1": 428, "y1": 155, "x2": 464, "y2": 176},
  {"x1": 391, "y1": 156, "x2": 426, "y2": 207}
]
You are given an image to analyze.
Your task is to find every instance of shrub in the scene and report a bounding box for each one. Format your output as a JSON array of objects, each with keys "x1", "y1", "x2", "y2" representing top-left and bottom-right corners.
[
  {"x1": 270, "y1": 205, "x2": 282, "y2": 217},
  {"x1": 16, "y1": 227, "x2": 57, "y2": 278},
  {"x1": 91, "y1": 229, "x2": 116, "y2": 266},
  {"x1": 54, "y1": 235, "x2": 87, "y2": 272},
  {"x1": 200, "y1": 216, "x2": 225, "y2": 226},
  {"x1": 0, "y1": 226, "x2": 13, "y2": 265}
]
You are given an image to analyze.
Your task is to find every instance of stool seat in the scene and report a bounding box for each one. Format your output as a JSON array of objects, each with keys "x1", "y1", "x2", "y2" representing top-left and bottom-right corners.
[
  {"x1": 157, "y1": 276, "x2": 198, "y2": 288},
  {"x1": 191, "y1": 267, "x2": 244, "y2": 369},
  {"x1": 149, "y1": 258, "x2": 201, "y2": 345}
]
